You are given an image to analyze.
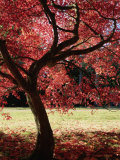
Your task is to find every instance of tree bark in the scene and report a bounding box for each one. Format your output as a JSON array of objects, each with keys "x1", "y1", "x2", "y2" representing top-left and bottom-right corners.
[{"x1": 25, "y1": 90, "x2": 55, "y2": 160}]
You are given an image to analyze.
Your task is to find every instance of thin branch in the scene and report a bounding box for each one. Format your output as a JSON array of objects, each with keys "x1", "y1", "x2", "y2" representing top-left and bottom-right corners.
[
  {"x1": 53, "y1": 39, "x2": 111, "y2": 62},
  {"x1": 103, "y1": 46, "x2": 120, "y2": 59},
  {"x1": 14, "y1": 56, "x2": 36, "y2": 62},
  {"x1": 14, "y1": 63, "x2": 29, "y2": 75},
  {"x1": 1, "y1": 85, "x2": 18, "y2": 92},
  {"x1": 8, "y1": 4, "x2": 40, "y2": 15},
  {"x1": 0, "y1": 55, "x2": 36, "y2": 62},
  {"x1": 40, "y1": 0, "x2": 58, "y2": 51},
  {"x1": 0, "y1": 61, "x2": 4, "y2": 66},
  {"x1": 63, "y1": 60, "x2": 101, "y2": 97},
  {"x1": 86, "y1": 0, "x2": 120, "y2": 20},
  {"x1": 28, "y1": 3, "x2": 80, "y2": 76},
  {"x1": 82, "y1": 21, "x2": 104, "y2": 40},
  {"x1": 0, "y1": 71, "x2": 18, "y2": 85},
  {"x1": 29, "y1": 1, "x2": 117, "y2": 79},
  {"x1": 70, "y1": 36, "x2": 97, "y2": 50},
  {"x1": 55, "y1": 4, "x2": 80, "y2": 53},
  {"x1": 51, "y1": 0, "x2": 75, "y2": 10},
  {"x1": 56, "y1": 25, "x2": 74, "y2": 33},
  {"x1": 0, "y1": 40, "x2": 28, "y2": 90},
  {"x1": 7, "y1": 85, "x2": 18, "y2": 91},
  {"x1": 53, "y1": 17, "x2": 117, "y2": 62},
  {"x1": 110, "y1": 38, "x2": 120, "y2": 42},
  {"x1": 29, "y1": 0, "x2": 59, "y2": 75},
  {"x1": 113, "y1": 2, "x2": 118, "y2": 17}
]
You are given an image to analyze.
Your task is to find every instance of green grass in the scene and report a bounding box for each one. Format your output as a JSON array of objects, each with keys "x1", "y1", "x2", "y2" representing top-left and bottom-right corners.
[
  {"x1": 0, "y1": 107, "x2": 120, "y2": 160},
  {"x1": 0, "y1": 107, "x2": 120, "y2": 134}
]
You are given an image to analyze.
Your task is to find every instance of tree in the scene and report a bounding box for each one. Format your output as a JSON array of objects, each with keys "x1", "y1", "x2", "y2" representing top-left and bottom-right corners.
[
  {"x1": 0, "y1": 0, "x2": 120, "y2": 159},
  {"x1": 3, "y1": 91, "x2": 28, "y2": 107}
]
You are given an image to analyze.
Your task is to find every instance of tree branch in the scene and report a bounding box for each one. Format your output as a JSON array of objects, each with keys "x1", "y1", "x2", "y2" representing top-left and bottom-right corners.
[
  {"x1": 86, "y1": 0, "x2": 120, "y2": 20},
  {"x1": 51, "y1": 0, "x2": 75, "y2": 10},
  {"x1": 39, "y1": 0, "x2": 58, "y2": 52},
  {"x1": 29, "y1": 2, "x2": 80, "y2": 77},
  {"x1": 56, "y1": 25, "x2": 74, "y2": 33},
  {"x1": 53, "y1": 40, "x2": 109, "y2": 62},
  {"x1": 14, "y1": 56, "x2": 36, "y2": 62},
  {"x1": 63, "y1": 60, "x2": 101, "y2": 96},
  {"x1": 103, "y1": 46, "x2": 120, "y2": 59},
  {"x1": 82, "y1": 21, "x2": 104, "y2": 40},
  {"x1": 0, "y1": 40, "x2": 28, "y2": 91},
  {"x1": 53, "y1": 17, "x2": 117, "y2": 62},
  {"x1": 14, "y1": 62, "x2": 29, "y2": 75},
  {"x1": 70, "y1": 36, "x2": 97, "y2": 50},
  {"x1": 55, "y1": 4, "x2": 80, "y2": 53},
  {"x1": 29, "y1": 0, "x2": 59, "y2": 76},
  {"x1": 0, "y1": 71, "x2": 18, "y2": 85},
  {"x1": 29, "y1": 0, "x2": 117, "y2": 80}
]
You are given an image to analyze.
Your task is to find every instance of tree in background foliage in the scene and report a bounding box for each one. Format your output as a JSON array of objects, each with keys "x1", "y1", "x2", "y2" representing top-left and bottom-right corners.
[
  {"x1": 3, "y1": 91, "x2": 28, "y2": 107},
  {"x1": 0, "y1": 0, "x2": 120, "y2": 159}
]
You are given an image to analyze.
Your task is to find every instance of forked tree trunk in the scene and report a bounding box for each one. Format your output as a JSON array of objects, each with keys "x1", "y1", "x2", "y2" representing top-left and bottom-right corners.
[{"x1": 25, "y1": 90, "x2": 55, "y2": 160}]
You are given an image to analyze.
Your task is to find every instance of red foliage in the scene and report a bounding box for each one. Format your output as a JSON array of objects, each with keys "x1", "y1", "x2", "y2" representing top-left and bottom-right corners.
[
  {"x1": 1, "y1": 113, "x2": 12, "y2": 120},
  {"x1": 0, "y1": 0, "x2": 119, "y2": 109},
  {"x1": 0, "y1": 128, "x2": 120, "y2": 160}
]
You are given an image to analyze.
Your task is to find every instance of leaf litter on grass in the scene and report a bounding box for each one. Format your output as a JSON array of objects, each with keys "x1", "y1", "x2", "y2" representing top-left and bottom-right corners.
[
  {"x1": 0, "y1": 108, "x2": 120, "y2": 159},
  {"x1": 0, "y1": 127, "x2": 120, "y2": 160}
]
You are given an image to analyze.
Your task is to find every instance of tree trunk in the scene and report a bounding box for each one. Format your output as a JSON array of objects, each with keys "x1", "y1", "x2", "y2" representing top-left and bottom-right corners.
[{"x1": 25, "y1": 91, "x2": 55, "y2": 160}]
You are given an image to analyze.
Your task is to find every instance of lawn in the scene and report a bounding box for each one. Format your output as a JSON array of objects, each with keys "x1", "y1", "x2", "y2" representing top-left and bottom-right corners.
[{"x1": 0, "y1": 107, "x2": 120, "y2": 159}]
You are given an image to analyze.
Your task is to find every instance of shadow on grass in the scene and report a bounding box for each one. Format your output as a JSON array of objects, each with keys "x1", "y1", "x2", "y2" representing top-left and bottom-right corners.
[
  {"x1": 0, "y1": 131, "x2": 35, "y2": 160},
  {"x1": 0, "y1": 130, "x2": 120, "y2": 160},
  {"x1": 54, "y1": 131, "x2": 120, "y2": 160}
]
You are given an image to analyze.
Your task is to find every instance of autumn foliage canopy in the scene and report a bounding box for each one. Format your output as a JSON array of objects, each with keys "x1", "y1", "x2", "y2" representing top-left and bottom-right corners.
[{"x1": 0, "y1": 0, "x2": 120, "y2": 108}]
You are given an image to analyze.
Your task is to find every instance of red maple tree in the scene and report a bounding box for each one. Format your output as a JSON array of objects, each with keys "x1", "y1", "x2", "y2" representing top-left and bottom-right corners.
[{"x1": 0, "y1": 0, "x2": 120, "y2": 159}]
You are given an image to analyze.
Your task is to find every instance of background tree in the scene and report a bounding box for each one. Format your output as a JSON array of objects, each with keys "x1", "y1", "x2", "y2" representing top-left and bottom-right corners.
[
  {"x1": 0, "y1": 0, "x2": 120, "y2": 159},
  {"x1": 3, "y1": 91, "x2": 28, "y2": 107}
]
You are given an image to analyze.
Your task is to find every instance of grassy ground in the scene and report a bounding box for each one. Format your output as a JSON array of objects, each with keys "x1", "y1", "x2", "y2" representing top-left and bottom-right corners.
[
  {"x1": 0, "y1": 107, "x2": 120, "y2": 133},
  {"x1": 0, "y1": 107, "x2": 120, "y2": 160}
]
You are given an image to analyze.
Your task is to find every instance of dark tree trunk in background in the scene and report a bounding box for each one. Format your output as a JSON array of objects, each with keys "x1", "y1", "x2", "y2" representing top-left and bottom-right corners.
[{"x1": 26, "y1": 91, "x2": 55, "y2": 160}]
